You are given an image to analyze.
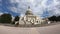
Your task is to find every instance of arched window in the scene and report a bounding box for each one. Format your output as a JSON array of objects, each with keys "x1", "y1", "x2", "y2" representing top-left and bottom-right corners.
[{"x1": 37, "y1": 21, "x2": 38, "y2": 23}]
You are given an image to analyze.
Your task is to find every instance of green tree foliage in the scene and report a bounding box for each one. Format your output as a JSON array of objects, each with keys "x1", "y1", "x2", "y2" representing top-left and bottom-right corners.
[
  {"x1": 48, "y1": 16, "x2": 56, "y2": 21},
  {"x1": 48, "y1": 15, "x2": 60, "y2": 21},
  {"x1": 0, "y1": 13, "x2": 12, "y2": 23}
]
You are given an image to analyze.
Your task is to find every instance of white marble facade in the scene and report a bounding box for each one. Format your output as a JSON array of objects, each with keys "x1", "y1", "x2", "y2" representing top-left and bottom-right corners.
[{"x1": 19, "y1": 6, "x2": 45, "y2": 25}]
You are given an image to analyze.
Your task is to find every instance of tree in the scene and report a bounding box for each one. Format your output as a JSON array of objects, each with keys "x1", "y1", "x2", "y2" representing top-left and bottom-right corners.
[
  {"x1": 57, "y1": 16, "x2": 60, "y2": 21},
  {"x1": 0, "y1": 13, "x2": 12, "y2": 23},
  {"x1": 48, "y1": 15, "x2": 60, "y2": 21},
  {"x1": 48, "y1": 15, "x2": 57, "y2": 21},
  {"x1": 14, "y1": 16, "x2": 19, "y2": 21}
]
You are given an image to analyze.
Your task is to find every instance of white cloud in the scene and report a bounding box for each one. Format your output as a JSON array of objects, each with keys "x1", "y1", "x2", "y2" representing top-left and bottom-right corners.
[
  {"x1": 9, "y1": 7, "x2": 18, "y2": 13},
  {"x1": 47, "y1": 0, "x2": 60, "y2": 16},
  {"x1": 9, "y1": 0, "x2": 60, "y2": 17},
  {"x1": 0, "y1": 12, "x2": 3, "y2": 16}
]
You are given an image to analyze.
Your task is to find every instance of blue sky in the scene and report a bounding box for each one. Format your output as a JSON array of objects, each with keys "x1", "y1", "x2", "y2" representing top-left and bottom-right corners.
[{"x1": 0, "y1": 0, "x2": 60, "y2": 18}]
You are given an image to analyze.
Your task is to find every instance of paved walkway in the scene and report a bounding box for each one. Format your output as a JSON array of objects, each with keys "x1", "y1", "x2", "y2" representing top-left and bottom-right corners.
[{"x1": 0, "y1": 23, "x2": 60, "y2": 34}]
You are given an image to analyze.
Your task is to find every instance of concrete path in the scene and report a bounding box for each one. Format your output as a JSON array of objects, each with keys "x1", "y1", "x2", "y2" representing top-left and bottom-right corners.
[{"x1": 0, "y1": 24, "x2": 60, "y2": 34}]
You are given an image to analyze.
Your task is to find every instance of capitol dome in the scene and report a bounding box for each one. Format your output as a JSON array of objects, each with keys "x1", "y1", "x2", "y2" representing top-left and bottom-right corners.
[{"x1": 25, "y1": 6, "x2": 33, "y2": 15}]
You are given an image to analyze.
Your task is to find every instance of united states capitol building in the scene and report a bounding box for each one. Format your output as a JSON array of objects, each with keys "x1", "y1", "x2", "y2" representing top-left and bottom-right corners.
[{"x1": 18, "y1": 6, "x2": 46, "y2": 26}]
